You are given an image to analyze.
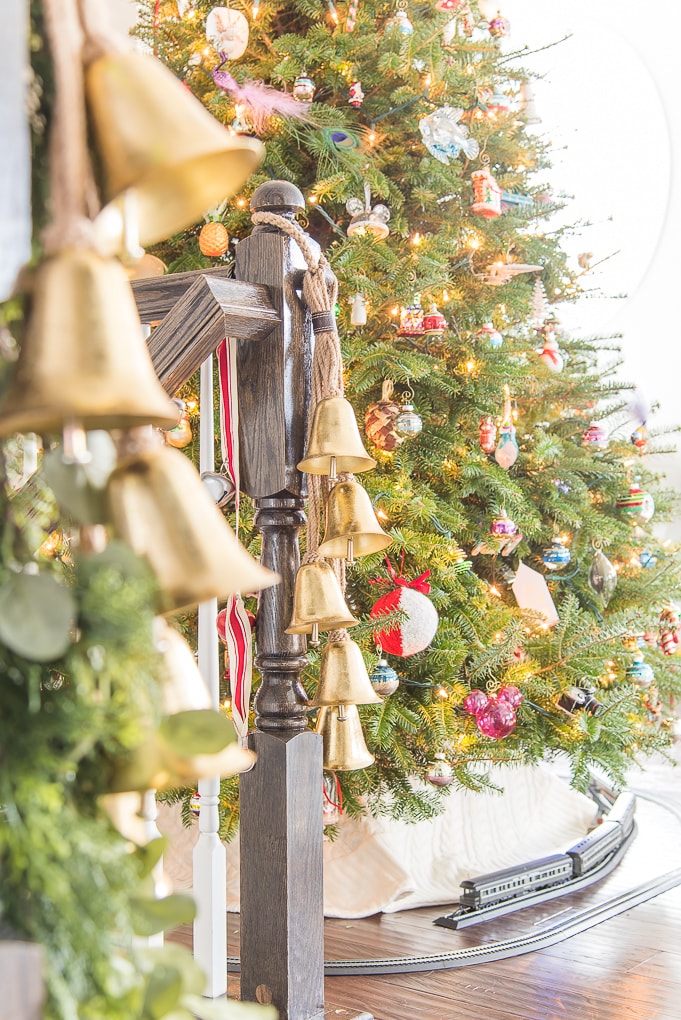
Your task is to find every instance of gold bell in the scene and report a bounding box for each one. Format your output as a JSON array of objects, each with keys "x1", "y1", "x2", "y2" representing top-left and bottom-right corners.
[
  {"x1": 107, "y1": 443, "x2": 279, "y2": 614},
  {"x1": 308, "y1": 638, "x2": 382, "y2": 707},
  {"x1": 285, "y1": 561, "x2": 358, "y2": 645},
  {"x1": 154, "y1": 618, "x2": 211, "y2": 715},
  {"x1": 0, "y1": 249, "x2": 179, "y2": 439},
  {"x1": 316, "y1": 704, "x2": 375, "y2": 772},
  {"x1": 298, "y1": 397, "x2": 376, "y2": 481},
  {"x1": 318, "y1": 480, "x2": 392, "y2": 564},
  {"x1": 85, "y1": 50, "x2": 264, "y2": 247}
]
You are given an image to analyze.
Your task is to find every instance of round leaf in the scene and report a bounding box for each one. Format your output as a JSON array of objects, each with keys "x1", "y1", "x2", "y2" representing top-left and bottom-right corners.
[
  {"x1": 0, "y1": 572, "x2": 76, "y2": 661},
  {"x1": 159, "y1": 710, "x2": 237, "y2": 757}
]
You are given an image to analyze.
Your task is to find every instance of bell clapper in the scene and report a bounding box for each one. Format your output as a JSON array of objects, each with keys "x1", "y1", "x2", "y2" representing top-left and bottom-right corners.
[
  {"x1": 337, "y1": 704, "x2": 347, "y2": 721},
  {"x1": 346, "y1": 536, "x2": 355, "y2": 565},
  {"x1": 329, "y1": 454, "x2": 338, "y2": 484},
  {"x1": 62, "y1": 419, "x2": 92, "y2": 465},
  {"x1": 310, "y1": 622, "x2": 320, "y2": 647}
]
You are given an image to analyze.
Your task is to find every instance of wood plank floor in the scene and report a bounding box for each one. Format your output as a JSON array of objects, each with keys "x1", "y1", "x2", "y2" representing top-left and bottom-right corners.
[{"x1": 170, "y1": 745, "x2": 681, "y2": 1020}]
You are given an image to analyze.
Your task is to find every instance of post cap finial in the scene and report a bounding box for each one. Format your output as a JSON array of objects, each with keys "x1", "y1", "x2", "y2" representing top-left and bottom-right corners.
[{"x1": 250, "y1": 181, "x2": 305, "y2": 215}]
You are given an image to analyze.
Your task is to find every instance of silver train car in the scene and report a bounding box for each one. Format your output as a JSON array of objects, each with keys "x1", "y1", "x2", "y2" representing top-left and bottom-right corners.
[{"x1": 458, "y1": 791, "x2": 636, "y2": 910}]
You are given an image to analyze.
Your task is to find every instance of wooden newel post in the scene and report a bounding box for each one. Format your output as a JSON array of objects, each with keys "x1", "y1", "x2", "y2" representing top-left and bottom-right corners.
[{"x1": 236, "y1": 182, "x2": 325, "y2": 1019}]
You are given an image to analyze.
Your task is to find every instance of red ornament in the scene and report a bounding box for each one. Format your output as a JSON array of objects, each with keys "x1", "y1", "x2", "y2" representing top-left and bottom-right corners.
[
  {"x1": 471, "y1": 167, "x2": 502, "y2": 218},
  {"x1": 349, "y1": 81, "x2": 364, "y2": 108},
  {"x1": 582, "y1": 422, "x2": 609, "y2": 449},
  {"x1": 217, "y1": 606, "x2": 256, "y2": 642},
  {"x1": 476, "y1": 696, "x2": 516, "y2": 738},
  {"x1": 370, "y1": 562, "x2": 439, "y2": 657},
  {"x1": 422, "y1": 303, "x2": 447, "y2": 335},
  {"x1": 497, "y1": 684, "x2": 523, "y2": 708},
  {"x1": 479, "y1": 415, "x2": 497, "y2": 454}
]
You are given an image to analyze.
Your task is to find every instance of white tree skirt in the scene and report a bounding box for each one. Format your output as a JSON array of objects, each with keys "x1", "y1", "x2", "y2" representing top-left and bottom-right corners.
[{"x1": 158, "y1": 764, "x2": 596, "y2": 919}]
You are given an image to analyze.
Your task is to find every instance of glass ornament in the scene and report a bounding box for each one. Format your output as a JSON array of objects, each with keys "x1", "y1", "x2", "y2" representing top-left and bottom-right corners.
[
  {"x1": 435, "y1": 0, "x2": 465, "y2": 10},
  {"x1": 625, "y1": 654, "x2": 654, "y2": 688},
  {"x1": 292, "y1": 74, "x2": 316, "y2": 102},
  {"x1": 418, "y1": 106, "x2": 480, "y2": 164},
  {"x1": 588, "y1": 548, "x2": 618, "y2": 605},
  {"x1": 425, "y1": 753, "x2": 455, "y2": 787},
  {"x1": 631, "y1": 423, "x2": 648, "y2": 450},
  {"x1": 486, "y1": 90, "x2": 510, "y2": 116},
  {"x1": 582, "y1": 422, "x2": 609, "y2": 449},
  {"x1": 348, "y1": 81, "x2": 364, "y2": 108},
  {"x1": 397, "y1": 300, "x2": 425, "y2": 336},
  {"x1": 490, "y1": 510, "x2": 517, "y2": 538},
  {"x1": 369, "y1": 654, "x2": 400, "y2": 696},
  {"x1": 616, "y1": 484, "x2": 655, "y2": 525},
  {"x1": 476, "y1": 696, "x2": 516, "y2": 738},
  {"x1": 494, "y1": 425, "x2": 518, "y2": 469},
  {"x1": 190, "y1": 791, "x2": 201, "y2": 817},
  {"x1": 164, "y1": 398, "x2": 193, "y2": 449},
  {"x1": 537, "y1": 334, "x2": 563, "y2": 373},
  {"x1": 463, "y1": 689, "x2": 488, "y2": 715},
  {"x1": 477, "y1": 322, "x2": 503, "y2": 347},
  {"x1": 640, "y1": 550, "x2": 657, "y2": 569},
  {"x1": 346, "y1": 191, "x2": 391, "y2": 239},
  {"x1": 199, "y1": 221, "x2": 230, "y2": 257},
  {"x1": 386, "y1": 9, "x2": 414, "y2": 33},
  {"x1": 488, "y1": 12, "x2": 510, "y2": 38},
  {"x1": 542, "y1": 537, "x2": 571, "y2": 571},
  {"x1": 349, "y1": 292, "x2": 367, "y2": 326},
  {"x1": 497, "y1": 684, "x2": 523, "y2": 709},
  {"x1": 471, "y1": 166, "x2": 502, "y2": 218},
  {"x1": 479, "y1": 415, "x2": 497, "y2": 454},
  {"x1": 558, "y1": 683, "x2": 603, "y2": 716},
  {"x1": 422, "y1": 303, "x2": 447, "y2": 336},
  {"x1": 395, "y1": 402, "x2": 423, "y2": 438},
  {"x1": 553, "y1": 479, "x2": 571, "y2": 495}
]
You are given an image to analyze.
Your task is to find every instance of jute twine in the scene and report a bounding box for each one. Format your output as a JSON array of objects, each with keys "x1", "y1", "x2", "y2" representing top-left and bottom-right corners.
[
  {"x1": 41, "y1": 0, "x2": 100, "y2": 254},
  {"x1": 251, "y1": 211, "x2": 349, "y2": 593}
]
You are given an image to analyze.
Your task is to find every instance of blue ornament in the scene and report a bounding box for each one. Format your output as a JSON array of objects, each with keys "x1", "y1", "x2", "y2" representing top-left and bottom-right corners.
[
  {"x1": 625, "y1": 654, "x2": 654, "y2": 688},
  {"x1": 552, "y1": 479, "x2": 571, "y2": 495},
  {"x1": 370, "y1": 655, "x2": 400, "y2": 696},
  {"x1": 542, "y1": 538, "x2": 571, "y2": 571},
  {"x1": 639, "y1": 551, "x2": 657, "y2": 569}
]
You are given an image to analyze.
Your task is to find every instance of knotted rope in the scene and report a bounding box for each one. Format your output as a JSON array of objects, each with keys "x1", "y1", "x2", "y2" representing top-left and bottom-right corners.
[
  {"x1": 251, "y1": 211, "x2": 347, "y2": 587},
  {"x1": 41, "y1": 0, "x2": 100, "y2": 254}
]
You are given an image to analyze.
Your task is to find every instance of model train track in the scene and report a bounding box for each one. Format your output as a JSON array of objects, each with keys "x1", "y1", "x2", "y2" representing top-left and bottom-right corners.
[{"x1": 225, "y1": 790, "x2": 681, "y2": 976}]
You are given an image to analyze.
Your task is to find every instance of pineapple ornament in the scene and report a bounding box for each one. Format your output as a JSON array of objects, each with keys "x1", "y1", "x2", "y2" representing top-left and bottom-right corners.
[{"x1": 365, "y1": 380, "x2": 404, "y2": 452}]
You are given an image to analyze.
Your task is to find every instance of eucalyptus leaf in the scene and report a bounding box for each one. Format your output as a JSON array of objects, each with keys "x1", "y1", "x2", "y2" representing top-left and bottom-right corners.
[
  {"x1": 159, "y1": 710, "x2": 237, "y2": 757},
  {"x1": 143, "y1": 965, "x2": 183, "y2": 1019},
  {"x1": 137, "y1": 944, "x2": 206, "y2": 997},
  {"x1": 42, "y1": 449, "x2": 108, "y2": 525},
  {"x1": 131, "y1": 892, "x2": 197, "y2": 937},
  {"x1": 135, "y1": 836, "x2": 168, "y2": 879},
  {"x1": 0, "y1": 571, "x2": 76, "y2": 661}
]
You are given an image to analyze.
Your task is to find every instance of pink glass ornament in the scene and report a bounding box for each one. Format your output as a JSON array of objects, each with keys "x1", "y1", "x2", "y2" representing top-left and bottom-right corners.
[
  {"x1": 476, "y1": 696, "x2": 516, "y2": 738},
  {"x1": 463, "y1": 689, "x2": 488, "y2": 715},
  {"x1": 497, "y1": 684, "x2": 523, "y2": 708}
]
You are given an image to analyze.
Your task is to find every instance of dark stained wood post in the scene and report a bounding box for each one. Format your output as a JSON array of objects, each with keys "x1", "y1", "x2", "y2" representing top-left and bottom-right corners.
[{"x1": 235, "y1": 181, "x2": 325, "y2": 1019}]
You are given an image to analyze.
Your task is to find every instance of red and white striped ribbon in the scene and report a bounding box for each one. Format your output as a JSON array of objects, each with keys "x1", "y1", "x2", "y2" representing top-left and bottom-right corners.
[{"x1": 217, "y1": 338, "x2": 252, "y2": 741}]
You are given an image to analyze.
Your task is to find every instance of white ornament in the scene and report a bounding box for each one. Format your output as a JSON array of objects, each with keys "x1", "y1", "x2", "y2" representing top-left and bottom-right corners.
[{"x1": 206, "y1": 7, "x2": 250, "y2": 60}]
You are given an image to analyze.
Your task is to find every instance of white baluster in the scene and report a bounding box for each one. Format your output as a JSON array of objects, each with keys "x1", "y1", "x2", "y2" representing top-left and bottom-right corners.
[{"x1": 193, "y1": 354, "x2": 227, "y2": 997}]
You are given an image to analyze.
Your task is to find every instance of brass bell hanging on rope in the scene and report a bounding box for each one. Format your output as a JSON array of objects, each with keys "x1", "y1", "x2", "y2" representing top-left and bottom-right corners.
[
  {"x1": 154, "y1": 618, "x2": 211, "y2": 714},
  {"x1": 0, "y1": 249, "x2": 179, "y2": 439},
  {"x1": 316, "y1": 704, "x2": 375, "y2": 771},
  {"x1": 298, "y1": 397, "x2": 376, "y2": 481},
  {"x1": 85, "y1": 50, "x2": 264, "y2": 247},
  {"x1": 107, "y1": 442, "x2": 279, "y2": 614},
  {"x1": 308, "y1": 637, "x2": 382, "y2": 707},
  {"x1": 285, "y1": 561, "x2": 358, "y2": 645},
  {"x1": 317, "y1": 480, "x2": 392, "y2": 565}
]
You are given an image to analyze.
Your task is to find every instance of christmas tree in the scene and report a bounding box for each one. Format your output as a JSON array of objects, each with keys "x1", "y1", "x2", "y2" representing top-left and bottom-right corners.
[
  {"x1": 0, "y1": 1, "x2": 276, "y2": 1017},
  {"x1": 137, "y1": 0, "x2": 681, "y2": 835}
]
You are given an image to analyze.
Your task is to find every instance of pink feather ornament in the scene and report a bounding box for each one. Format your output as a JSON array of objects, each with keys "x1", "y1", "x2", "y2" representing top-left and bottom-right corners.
[{"x1": 212, "y1": 55, "x2": 313, "y2": 134}]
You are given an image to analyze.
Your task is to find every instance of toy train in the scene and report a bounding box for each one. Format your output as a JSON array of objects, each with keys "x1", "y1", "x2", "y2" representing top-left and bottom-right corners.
[{"x1": 458, "y1": 791, "x2": 636, "y2": 912}]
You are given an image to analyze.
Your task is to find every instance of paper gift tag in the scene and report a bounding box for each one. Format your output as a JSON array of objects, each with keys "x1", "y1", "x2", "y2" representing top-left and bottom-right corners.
[{"x1": 512, "y1": 561, "x2": 559, "y2": 627}]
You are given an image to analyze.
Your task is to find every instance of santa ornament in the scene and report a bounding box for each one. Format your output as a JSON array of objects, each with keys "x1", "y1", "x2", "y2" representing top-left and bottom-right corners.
[{"x1": 370, "y1": 558, "x2": 439, "y2": 657}]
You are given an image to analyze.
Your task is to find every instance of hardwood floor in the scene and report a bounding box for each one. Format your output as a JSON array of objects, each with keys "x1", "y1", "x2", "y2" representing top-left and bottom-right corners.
[{"x1": 170, "y1": 746, "x2": 681, "y2": 1019}]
